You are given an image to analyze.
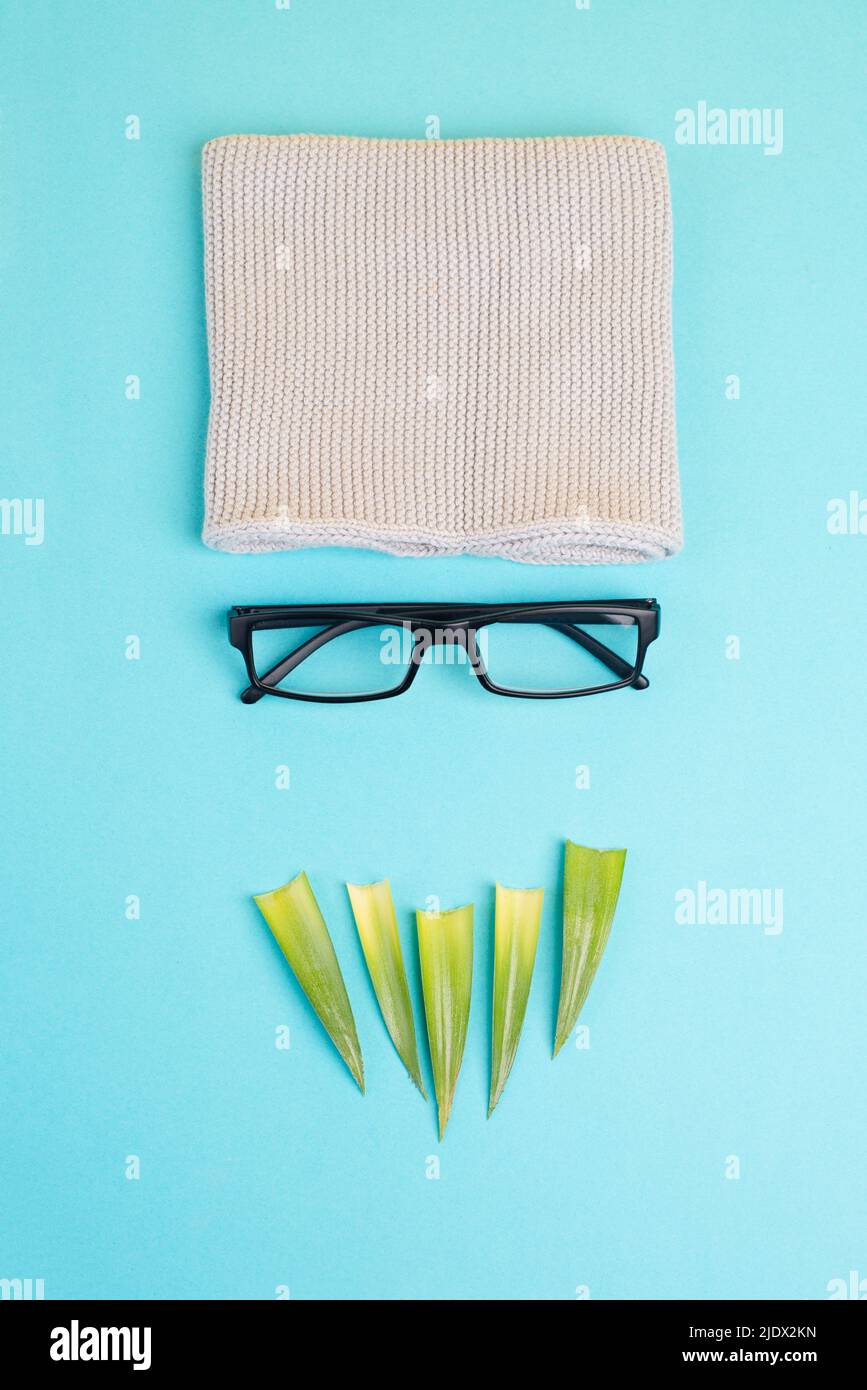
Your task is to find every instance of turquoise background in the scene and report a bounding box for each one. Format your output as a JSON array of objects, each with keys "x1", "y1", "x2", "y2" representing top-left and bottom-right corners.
[{"x1": 2, "y1": 0, "x2": 865, "y2": 1301}]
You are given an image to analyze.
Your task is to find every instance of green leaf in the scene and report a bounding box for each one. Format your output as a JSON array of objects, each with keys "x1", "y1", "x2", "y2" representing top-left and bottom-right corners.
[
  {"x1": 554, "y1": 841, "x2": 626, "y2": 1057},
  {"x1": 347, "y1": 879, "x2": 427, "y2": 1098},
  {"x1": 416, "y1": 904, "x2": 474, "y2": 1139},
  {"x1": 254, "y1": 871, "x2": 365, "y2": 1092},
  {"x1": 489, "y1": 883, "x2": 544, "y2": 1116}
]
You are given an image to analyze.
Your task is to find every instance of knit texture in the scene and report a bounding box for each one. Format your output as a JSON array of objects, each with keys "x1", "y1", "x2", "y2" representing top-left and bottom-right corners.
[{"x1": 201, "y1": 134, "x2": 681, "y2": 563}]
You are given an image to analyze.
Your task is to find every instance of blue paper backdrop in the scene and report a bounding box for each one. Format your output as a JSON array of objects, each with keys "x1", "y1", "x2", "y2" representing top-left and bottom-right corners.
[{"x1": 2, "y1": 0, "x2": 865, "y2": 1300}]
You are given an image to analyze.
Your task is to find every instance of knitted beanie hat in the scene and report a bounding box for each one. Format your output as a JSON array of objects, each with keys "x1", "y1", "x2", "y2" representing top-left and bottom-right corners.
[{"x1": 201, "y1": 134, "x2": 681, "y2": 564}]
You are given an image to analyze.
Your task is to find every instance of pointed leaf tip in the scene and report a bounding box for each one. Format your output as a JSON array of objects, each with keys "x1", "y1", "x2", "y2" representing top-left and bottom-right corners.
[
  {"x1": 255, "y1": 871, "x2": 365, "y2": 1092},
  {"x1": 416, "y1": 904, "x2": 474, "y2": 1140},
  {"x1": 489, "y1": 883, "x2": 544, "y2": 1116},
  {"x1": 347, "y1": 879, "x2": 427, "y2": 1098},
  {"x1": 554, "y1": 841, "x2": 626, "y2": 1056}
]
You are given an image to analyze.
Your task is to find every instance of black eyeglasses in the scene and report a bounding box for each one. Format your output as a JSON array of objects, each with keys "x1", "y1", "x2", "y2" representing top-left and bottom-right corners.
[{"x1": 228, "y1": 601, "x2": 660, "y2": 704}]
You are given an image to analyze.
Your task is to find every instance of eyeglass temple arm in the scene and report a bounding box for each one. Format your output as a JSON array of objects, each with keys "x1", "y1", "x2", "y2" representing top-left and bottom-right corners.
[
  {"x1": 548, "y1": 622, "x2": 649, "y2": 689},
  {"x1": 241, "y1": 620, "x2": 370, "y2": 703}
]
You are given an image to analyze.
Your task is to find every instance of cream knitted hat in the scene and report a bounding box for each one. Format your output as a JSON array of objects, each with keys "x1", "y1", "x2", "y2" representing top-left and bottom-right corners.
[{"x1": 201, "y1": 134, "x2": 681, "y2": 564}]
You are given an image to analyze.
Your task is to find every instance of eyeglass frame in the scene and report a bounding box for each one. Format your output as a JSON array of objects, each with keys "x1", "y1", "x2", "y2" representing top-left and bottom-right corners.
[{"x1": 228, "y1": 600, "x2": 660, "y2": 705}]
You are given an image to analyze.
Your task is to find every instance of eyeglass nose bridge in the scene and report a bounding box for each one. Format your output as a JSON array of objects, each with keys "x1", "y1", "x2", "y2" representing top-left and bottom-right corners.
[{"x1": 408, "y1": 621, "x2": 481, "y2": 665}]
